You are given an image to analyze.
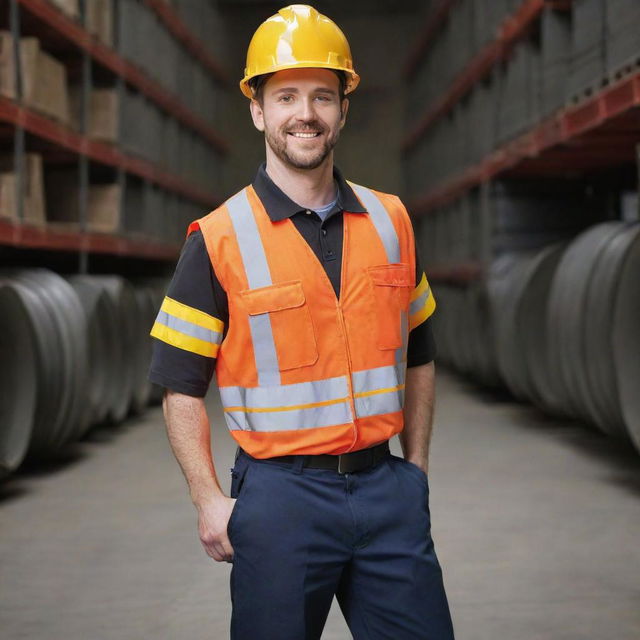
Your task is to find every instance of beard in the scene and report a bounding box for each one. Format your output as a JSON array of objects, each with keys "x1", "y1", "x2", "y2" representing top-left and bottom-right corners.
[{"x1": 264, "y1": 120, "x2": 341, "y2": 170}]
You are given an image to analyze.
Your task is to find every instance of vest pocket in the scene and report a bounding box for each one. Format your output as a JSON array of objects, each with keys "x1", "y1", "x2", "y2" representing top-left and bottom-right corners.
[
  {"x1": 368, "y1": 264, "x2": 413, "y2": 350},
  {"x1": 240, "y1": 280, "x2": 318, "y2": 370}
]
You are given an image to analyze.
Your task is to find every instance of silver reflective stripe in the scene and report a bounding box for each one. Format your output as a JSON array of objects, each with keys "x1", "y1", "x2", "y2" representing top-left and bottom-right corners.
[
  {"x1": 350, "y1": 183, "x2": 400, "y2": 263},
  {"x1": 155, "y1": 311, "x2": 222, "y2": 345},
  {"x1": 410, "y1": 287, "x2": 431, "y2": 316},
  {"x1": 396, "y1": 309, "x2": 409, "y2": 366},
  {"x1": 226, "y1": 189, "x2": 280, "y2": 386},
  {"x1": 224, "y1": 399, "x2": 353, "y2": 432},
  {"x1": 354, "y1": 387, "x2": 404, "y2": 418},
  {"x1": 352, "y1": 363, "x2": 406, "y2": 395},
  {"x1": 352, "y1": 362, "x2": 406, "y2": 418},
  {"x1": 220, "y1": 375, "x2": 353, "y2": 432},
  {"x1": 220, "y1": 375, "x2": 350, "y2": 410}
]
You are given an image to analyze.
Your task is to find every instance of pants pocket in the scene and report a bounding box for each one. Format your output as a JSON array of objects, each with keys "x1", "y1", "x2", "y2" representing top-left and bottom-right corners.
[{"x1": 227, "y1": 458, "x2": 253, "y2": 541}]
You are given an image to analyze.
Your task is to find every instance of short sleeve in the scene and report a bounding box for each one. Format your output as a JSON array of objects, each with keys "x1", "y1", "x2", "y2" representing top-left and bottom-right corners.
[
  {"x1": 407, "y1": 237, "x2": 437, "y2": 367},
  {"x1": 148, "y1": 229, "x2": 228, "y2": 397}
]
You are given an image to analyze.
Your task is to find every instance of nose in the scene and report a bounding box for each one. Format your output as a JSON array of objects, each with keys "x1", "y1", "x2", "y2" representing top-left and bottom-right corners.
[{"x1": 296, "y1": 96, "x2": 317, "y2": 123}]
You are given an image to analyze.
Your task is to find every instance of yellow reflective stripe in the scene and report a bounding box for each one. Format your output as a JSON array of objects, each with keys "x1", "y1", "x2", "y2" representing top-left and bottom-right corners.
[
  {"x1": 160, "y1": 296, "x2": 224, "y2": 333},
  {"x1": 224, "y1": 396, "x2": 350, "y2": 414},
  {"x1": 411, "y1": 272, "x2": 428, "y2": 302},
  {"x1": 409, "y1": 293, "x2": 436, "y2": 330},
  {"x1": 150, "y1": 321, "x2": 220, "y2": 358},
  {"x1": 354, "y1": 384, "x2": 405, "y2": 399}
]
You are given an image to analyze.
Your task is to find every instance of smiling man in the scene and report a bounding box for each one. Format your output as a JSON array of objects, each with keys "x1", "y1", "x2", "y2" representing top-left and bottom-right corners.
[{"x1": 149, "y1": 5, "x2": 454, "y2": 639}]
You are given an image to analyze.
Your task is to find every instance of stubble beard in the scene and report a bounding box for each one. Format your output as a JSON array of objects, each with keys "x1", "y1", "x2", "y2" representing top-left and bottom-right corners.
[{"x1": 265, "y1": 121, "x2": 340, "y2": 171}]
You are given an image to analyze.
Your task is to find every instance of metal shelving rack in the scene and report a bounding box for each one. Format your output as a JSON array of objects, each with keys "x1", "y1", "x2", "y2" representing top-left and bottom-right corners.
[
  {"x1": 0, "y1": 0, "x2": 228, "y2": 265},
  {"x1": 404, "y1": 0, "x2": 640, "y2": 282}
]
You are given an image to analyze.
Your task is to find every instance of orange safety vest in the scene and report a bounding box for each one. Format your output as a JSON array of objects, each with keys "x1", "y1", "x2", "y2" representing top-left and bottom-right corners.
[{"x1": 188, "y1": 182, "x2": 430, "y2": 458}]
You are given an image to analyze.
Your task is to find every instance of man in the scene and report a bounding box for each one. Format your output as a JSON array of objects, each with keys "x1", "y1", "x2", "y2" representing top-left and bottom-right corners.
[{"x1": 149, "y1": 5, "x2": 454, "y2": 639}]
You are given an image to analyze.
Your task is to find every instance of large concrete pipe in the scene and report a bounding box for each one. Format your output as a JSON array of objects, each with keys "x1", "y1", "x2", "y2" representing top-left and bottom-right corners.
[
  {"x1": 89, "y1": 276, "x2": 138, "y2": 424},
  {"x1": 15, "y1": 270, "x2": 89, "y2": 447},
  {"x1": 582, "y1": 224, "x2": 640, "y2": 436},
  {"x1": 0, "y1": 280, "x2": 38, "y2": 477},
  {"x1": 612, "y1": 223, "x2": 640, "y2": 452},
  {"x1": 546, "y1": 222, "x2": 624, "y2": 419},
  {"x1": 66, "y1": 275, "x2": 120, "y2": 430}
]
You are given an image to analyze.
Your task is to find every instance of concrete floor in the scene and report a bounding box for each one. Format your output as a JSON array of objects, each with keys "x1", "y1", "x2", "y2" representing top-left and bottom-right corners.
[{"x1": 2, "y1": 369, "x2": 640, "y2": 640}]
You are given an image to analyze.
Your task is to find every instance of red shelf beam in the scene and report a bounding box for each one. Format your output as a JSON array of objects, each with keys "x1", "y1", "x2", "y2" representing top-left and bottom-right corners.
[
  {"x1": 0, "y1": 218, "x2": 181, "y2": 260},
  {"x1": 403, "y1": 0, "x2": 550, "y2": 152},
  {"x1": 404, "y1": 0, "x2": 456, "y2": 81},
  {"x1": 144, "y1": 0, "x2": 230, "y2": 87},
  {"x1": 17, "y1": 0, "x2": 229, "y2": 155},
  {"x1": 409, "y1": 70, "x2": 640, "y2": 216},
  {"x1": 0, "y1": 95, "x2": 219, "y2": 208}
]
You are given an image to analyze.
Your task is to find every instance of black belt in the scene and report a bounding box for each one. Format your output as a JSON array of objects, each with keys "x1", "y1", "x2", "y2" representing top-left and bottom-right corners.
[{"x1": 238, "y1": 441, "x2": 390, "y2": 475}]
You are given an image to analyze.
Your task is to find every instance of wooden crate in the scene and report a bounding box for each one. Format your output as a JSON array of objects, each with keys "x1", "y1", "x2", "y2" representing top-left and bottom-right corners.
[
  {"x1": 0, "y1": 153, "x2": 46, "y2": 224},
  {"x1": 86, "y1": 0, "x2": 113, "y2": 46},
  {"x1": 49, "y1": 0, "x2": 80, "y2": 20},
  {"x1": 69, "y1": 86, "x2": 119, "y2": 141},
  {"x1": 0, "y1": 32, "x2": 70, "y2": 125}
]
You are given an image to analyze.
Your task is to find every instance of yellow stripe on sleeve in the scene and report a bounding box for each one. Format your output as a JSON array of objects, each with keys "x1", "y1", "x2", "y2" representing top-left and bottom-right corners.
[
  {"x1": 410, "y1": 272, "x2": 429, "y2": 302},
  {"x1": 409, "y1": 273, "x2": 436, "y2": 331},
  {"x1": 160, "y1": 296, "x2": 224, "y2": 333},
  {"x1": 150, "y1": 321, "x2": 220, "y2": 358}
]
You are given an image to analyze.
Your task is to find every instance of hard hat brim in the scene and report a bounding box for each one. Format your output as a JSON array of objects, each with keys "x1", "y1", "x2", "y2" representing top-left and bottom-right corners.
[{"x1": 240, "y1": 63, "x2": 360, "y2": 99}]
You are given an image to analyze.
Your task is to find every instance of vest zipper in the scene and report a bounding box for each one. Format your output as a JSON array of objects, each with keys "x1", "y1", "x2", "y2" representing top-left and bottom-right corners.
[{"x1": 336, "y1": 302, "x2": 358, "y2": 451}]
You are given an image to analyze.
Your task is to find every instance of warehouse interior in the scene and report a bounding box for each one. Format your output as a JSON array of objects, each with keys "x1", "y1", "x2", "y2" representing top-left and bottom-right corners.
[{"x1": 1, "y1": 1, "x2": 640, "y2": 639}]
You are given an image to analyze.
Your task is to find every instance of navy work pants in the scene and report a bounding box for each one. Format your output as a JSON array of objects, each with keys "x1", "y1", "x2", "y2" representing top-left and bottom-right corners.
[{"x1": 227, "y1": 448, "x2": 454, "y2": 640}]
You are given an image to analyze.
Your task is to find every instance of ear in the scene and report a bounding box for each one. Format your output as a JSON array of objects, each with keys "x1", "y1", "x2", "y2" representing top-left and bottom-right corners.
[
  {"x1": 250, "y1": 99, "x2": 265, "y2": 132},
  {"x1": 339, "y1": 98, "x2": 349, "y2": 129}
]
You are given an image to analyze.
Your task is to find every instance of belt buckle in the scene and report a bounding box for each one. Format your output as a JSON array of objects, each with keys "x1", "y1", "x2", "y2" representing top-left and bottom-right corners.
[{"x1": 338, "y1": 454, "x2": 348, "y2": 475}]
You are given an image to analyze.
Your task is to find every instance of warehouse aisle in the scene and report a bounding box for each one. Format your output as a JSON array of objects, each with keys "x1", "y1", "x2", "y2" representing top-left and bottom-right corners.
[{"x1": 2, "y1": 370, "x2": 640, "y2": 640}]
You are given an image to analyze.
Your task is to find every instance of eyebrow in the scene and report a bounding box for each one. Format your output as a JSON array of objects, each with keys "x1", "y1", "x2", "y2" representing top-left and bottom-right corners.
[{"x1": 273, "y1": 87, "x2": 338, "y2": 95}]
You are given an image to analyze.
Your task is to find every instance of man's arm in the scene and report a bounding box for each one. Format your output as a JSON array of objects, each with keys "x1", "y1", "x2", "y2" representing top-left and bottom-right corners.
[
  {"x1": 162, "y1": 389, "x2": 236, "y2": 563},
  {"x1": 399, "y1": 362, "x2": 435, "y2": 475}
]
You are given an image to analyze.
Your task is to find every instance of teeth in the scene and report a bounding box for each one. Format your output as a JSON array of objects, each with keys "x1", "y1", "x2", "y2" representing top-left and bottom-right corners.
[{"x1": 290, "y1": 132, "x2": 319, "y2": 138}]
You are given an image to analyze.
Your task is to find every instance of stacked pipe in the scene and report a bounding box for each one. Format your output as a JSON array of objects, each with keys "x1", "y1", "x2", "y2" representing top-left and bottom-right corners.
[
  {"x1": 433, "y1": 222, "x2": 640, "y2": 454},
  {"x1": 0, "y1": 269, "x2": 167, "y2": 479}
]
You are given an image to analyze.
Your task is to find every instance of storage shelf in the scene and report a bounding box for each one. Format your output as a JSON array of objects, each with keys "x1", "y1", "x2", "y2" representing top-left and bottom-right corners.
[
  {"x1": 403, "y1": 0, "x2": 455, "y2": 81},
  {"x1": 143, "y1": 0, "x2": 230, "y2": 87},
  {"x1": 403, "y1": 0, "x2": 555, "y2": 152},
  {"x1": 17, "y1": 0, "x2": 229, "y2": 155},
  {"x1": 0, "y1": 95, "x2": 219, "y2": 208},
  {"x1": 0, "y1": 217, "x2": 180, "y2": 259},
  {"x1": 409, "y1": 70, "x2": 640, "y2": 215}
]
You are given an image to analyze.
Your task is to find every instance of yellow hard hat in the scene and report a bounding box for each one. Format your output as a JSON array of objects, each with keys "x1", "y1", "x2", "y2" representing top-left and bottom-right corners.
[{"x1": 240, "y1": 4, "x2": 360, "y2": 99}]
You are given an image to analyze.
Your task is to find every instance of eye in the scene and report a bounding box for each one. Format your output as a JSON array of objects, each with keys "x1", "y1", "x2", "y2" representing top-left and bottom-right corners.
[
  {"x1": 278, "y1": 94, "x2": 294, "y2": 103},
  {"x1": 315, "y1": 95, "x2": 331, "y2": 102}
]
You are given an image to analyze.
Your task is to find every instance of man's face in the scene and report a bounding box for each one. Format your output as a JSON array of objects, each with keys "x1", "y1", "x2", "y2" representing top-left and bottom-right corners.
[{"x1": 250, "y1": 68, "x2": 349, "y2": 171}]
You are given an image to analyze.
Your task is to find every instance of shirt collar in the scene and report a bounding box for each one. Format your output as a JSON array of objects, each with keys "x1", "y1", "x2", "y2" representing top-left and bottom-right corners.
[{"x1": 251, "y1": 162, "x2": 368, "y2": 222}]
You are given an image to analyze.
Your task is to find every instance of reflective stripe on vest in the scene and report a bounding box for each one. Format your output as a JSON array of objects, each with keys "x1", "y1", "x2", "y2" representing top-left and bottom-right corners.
[
  {"x1": 352, "y1": 363, "x2": 406, "y2": 418},
  {"x1": 220, "y1": 375, "x2": 352, "y2": 432},
  {"x1": 349, "y1": 183, "x2": 401, "y2": 263},
  {"x1": 351, "y1": 182, "x2": 408, "y2": 367},
  {"x1": 226, "y1": 189, "x2": 281, "y2": 387}
]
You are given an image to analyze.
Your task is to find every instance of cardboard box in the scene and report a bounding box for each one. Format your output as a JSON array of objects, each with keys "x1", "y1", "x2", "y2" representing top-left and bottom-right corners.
[
  {"x1": 69, "y1": 86, "x2": 119, "y2": 141},
  {"x1": 0, "y1": 153, "x2": 46, "y2": 224},
  {"x1": 87, "y1": 184, "x2": 121, "y2": 233},
  {"x1": 0, "y1": 172, "x2": 17, "y2": 220},
  {"x1": 0, "y1": 32, "x2": 70, "y2": 125},
  {"x1": 86, "y1": 0, "x2": 113, "y2": 45},
  {"x1": 44, "y1": 169, "x2": 121, "y2": 232},
  {"x1": 49, "y1": 0, "x2": 79, "y2": 20}
]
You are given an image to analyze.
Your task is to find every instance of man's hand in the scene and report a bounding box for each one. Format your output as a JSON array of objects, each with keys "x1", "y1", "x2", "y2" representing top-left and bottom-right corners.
[{"x1": 196, "y1": 495, "x2": 237, "y2": 563}]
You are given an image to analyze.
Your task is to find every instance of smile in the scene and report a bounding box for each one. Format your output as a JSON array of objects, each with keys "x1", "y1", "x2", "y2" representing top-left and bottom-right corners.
[{"x1": 288, "y1": 132, "x2": 321, "y2": 138}]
